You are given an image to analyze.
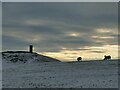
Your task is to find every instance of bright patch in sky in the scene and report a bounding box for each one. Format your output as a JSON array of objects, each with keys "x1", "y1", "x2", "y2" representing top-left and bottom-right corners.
[{"x1": 41, "y1": 45, "x2": 118, "y2": 61}]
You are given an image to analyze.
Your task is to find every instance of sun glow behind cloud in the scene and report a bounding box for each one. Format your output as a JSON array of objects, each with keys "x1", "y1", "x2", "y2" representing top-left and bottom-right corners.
[
  {"x1": 69, "y1": 33, "x2": 80, "y2": 37},
  {"x1": 96, "y1": 28, "x2": 118, "y2": 34},
  {"x1": 91, "y1": 36, "x2": 114, "y2": 39}
]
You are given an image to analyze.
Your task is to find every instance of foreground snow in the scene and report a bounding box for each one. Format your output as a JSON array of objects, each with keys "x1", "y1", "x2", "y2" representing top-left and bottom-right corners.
[{"x1": 2, "y1": 60, "x2": 118, "y2": 88}]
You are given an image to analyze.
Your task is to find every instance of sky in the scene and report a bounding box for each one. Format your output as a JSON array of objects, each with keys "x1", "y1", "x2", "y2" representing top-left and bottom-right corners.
[{"x1": 2, "y1": 2, "x2": 119, "y2": 61}]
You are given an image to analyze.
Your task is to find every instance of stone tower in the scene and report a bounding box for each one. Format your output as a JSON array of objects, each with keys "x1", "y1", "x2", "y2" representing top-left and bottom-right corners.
[{"x1": 29, "y1": 45, "x2": 33, "y2": 53}]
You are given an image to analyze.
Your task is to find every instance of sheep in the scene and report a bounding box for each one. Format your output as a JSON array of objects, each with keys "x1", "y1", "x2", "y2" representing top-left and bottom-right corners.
[
  {"x1": 103, "y1": 55, "x2": 111, "y2": 60},
  {"x1": 77, "y1": 57, "x2": 82, "y2": 62}
]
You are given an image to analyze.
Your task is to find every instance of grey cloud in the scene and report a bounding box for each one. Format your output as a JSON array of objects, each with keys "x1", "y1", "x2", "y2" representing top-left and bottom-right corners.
[
  {"x1": 89, "y1": 51, "x2": 106, "y2": 53},
  {"x1": 2, "y1": 35, "x2": 31, "y2": 51},
  {"x1": 3, "y1": 3, "x2": 117, "y2": 26}
]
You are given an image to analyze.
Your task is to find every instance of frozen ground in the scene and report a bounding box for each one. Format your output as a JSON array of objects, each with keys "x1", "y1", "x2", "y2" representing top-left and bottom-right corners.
[{"x1": 2, "y1": 59, "x2": 118, "y2": 88}]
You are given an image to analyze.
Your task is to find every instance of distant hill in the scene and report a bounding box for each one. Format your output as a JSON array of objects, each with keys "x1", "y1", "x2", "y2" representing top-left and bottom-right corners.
[{"x1": 2, "y1": 51, "x2": 61, "y2": 63}]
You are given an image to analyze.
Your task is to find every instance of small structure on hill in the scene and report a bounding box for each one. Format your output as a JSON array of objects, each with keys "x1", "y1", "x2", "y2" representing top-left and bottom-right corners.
[{"x1": 29, "y1": 45, "x2": 33, "y2": 53}]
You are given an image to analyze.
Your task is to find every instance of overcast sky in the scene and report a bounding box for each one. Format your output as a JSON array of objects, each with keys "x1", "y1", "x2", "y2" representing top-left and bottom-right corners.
[{"x1": 2, "y1": 2, "x2": 118, "y2": 61}]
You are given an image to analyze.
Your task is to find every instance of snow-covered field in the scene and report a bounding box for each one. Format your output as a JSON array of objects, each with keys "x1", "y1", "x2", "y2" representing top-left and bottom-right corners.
[{"x1": 2, "y1": 59, "x2": 118, "y2": 88}]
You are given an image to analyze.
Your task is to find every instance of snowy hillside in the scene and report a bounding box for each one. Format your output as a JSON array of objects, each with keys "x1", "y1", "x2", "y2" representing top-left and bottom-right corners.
[
  {"x1": 2, "y1": 51, "x2": 60, "y2": 63},
  {"x1": 2, "y1": 59, "x2": 118, "y2": 88}
]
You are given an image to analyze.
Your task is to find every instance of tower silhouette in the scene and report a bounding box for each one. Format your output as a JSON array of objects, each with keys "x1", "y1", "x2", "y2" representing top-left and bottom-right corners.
[{"x1": 29, "y1": 45, "x2": 33, "y2": 53}]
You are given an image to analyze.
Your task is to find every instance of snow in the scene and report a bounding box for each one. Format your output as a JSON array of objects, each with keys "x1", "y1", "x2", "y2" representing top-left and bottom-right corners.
[
  {"x1": 2, "y1": 58, "x2": 118, "y2": 88},
  {"x1": 2, "y1": 51, "x2": 60, "y2": 63}
]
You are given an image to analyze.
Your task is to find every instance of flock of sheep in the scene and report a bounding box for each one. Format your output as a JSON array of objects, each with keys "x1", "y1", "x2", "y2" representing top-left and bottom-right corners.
[{"x1": 77, "y1": 55, "x2": 111, "y2": 61}]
